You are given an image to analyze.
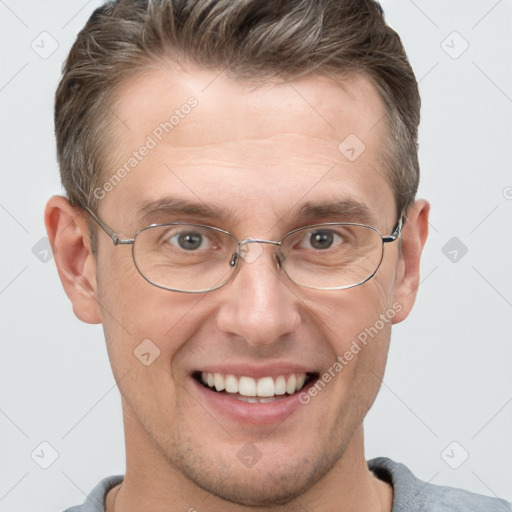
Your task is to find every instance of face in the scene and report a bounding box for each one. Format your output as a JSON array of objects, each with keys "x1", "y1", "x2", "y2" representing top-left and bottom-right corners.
[{"x1": 53, "y1": 66, "x2": 427, "y2": 506}]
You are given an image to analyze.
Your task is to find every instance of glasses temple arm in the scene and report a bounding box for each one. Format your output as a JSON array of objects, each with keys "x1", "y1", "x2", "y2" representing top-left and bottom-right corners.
[
  {"x1": 382, "y1": 211, "x2": 406, "y2": 243},
  {"x1": 82, "y1": 205, "x2": 128, "y2": 245}
]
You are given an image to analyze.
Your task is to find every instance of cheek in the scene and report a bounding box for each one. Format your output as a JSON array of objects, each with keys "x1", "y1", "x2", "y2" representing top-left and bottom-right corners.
[
  {"x1": 95, "y1": 249, "x2": 210, "y2": 383},
  {"x1": 303, "y1": 275, "x2": 396, "y2": 401},
  {"x1": 305, "y1": 267, "x2": 394, "y2": 347},
  {"x1": 95, "y1": 264, "x2": 215, "y2": 433}
]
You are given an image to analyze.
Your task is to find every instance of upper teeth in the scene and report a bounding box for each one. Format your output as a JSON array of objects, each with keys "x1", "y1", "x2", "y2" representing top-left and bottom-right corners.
[{"x1": 201, "y1": 372, "x2": 308, "y2": 397}]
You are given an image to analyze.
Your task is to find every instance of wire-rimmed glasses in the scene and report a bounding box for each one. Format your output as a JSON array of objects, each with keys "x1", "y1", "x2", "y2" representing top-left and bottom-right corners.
[{"x1": 83, "y1": 205, "x2": 403, "y2": 293}]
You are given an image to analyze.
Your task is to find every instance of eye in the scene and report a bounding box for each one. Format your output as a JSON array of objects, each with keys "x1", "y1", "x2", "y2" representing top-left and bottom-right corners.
[
  {"x1": 167, "y1": 230, "x2": 210, "y2": 251},
  {"x1": 302, "y1": 229, "x2": 343, "y2": 250}
]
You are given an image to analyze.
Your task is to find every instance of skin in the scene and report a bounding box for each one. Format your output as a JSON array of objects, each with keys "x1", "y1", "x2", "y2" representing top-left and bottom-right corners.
[{"x1": 46, "y1": 66, "x2": 429, "y2": 512}]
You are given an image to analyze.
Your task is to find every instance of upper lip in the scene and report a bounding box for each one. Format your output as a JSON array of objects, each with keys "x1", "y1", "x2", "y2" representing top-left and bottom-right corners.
[{"x1": 193, "y1": 362, "x2": 318, "y2": 379}]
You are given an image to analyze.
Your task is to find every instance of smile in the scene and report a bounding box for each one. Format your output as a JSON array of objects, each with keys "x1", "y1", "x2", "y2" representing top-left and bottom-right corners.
[{"x1": 194, "y1": 371, "x2": 317, "y2": 403}]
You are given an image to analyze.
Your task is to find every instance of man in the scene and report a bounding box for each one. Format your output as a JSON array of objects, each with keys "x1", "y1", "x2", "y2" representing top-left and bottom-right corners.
[{"x1": 45, "y1": 0, "x2": 511, "y2": 511}]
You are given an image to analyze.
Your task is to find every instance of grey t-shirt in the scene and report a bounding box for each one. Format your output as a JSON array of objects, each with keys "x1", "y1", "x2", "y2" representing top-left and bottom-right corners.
[{"x1": 64, "y1": 457, "x2": 511, "y2": 511}]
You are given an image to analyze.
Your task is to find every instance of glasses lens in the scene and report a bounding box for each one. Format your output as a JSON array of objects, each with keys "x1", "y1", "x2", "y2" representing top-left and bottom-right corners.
[
  {"x1": 281, "y1": 224, "x2": 384, "y2": 289},
  {"x1": 133, "y1": 224, "x2": 238, "y2": 292}
]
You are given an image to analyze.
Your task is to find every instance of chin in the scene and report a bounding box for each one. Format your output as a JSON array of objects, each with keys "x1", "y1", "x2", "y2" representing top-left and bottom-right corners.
[
  {"x1": 163, "y1": 432, "x2": 343, "y2": 507},
  {"x1": 184, "y1": 459, "x2": 322, "y2": 507}
]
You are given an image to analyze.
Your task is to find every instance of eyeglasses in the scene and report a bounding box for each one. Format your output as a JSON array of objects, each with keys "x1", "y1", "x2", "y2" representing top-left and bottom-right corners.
[{"x1": 83, "y1": 206, "x2": 403, "y2": 293}]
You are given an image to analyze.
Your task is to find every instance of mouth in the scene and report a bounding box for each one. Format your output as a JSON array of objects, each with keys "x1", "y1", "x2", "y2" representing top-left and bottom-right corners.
[{"x1": 192, "y1": 371, "x2": 319, "y2": 404}]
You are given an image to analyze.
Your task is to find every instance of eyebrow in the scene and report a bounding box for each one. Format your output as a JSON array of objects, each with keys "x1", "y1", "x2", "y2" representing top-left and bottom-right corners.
[
  {"x1": 293, "y1": 199, "x2": 377, "y2": 225},
  {"x1": 135, "y1": 197, "x2": 376, "y2": 228},
  {"x1": 136, "y1": 197, "x2": 240, "y2": 226}
]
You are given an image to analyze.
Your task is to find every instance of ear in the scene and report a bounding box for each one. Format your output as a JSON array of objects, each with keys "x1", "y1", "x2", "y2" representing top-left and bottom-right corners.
[
  {"x1": 392, "y1": 199, "x2": 430, "y2": 324},
  {"x1": 45, "y1": 195, "x2": 102, "y2": 324}
]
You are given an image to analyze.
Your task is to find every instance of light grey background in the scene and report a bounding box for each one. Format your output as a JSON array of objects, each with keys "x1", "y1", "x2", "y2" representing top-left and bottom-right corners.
[{"x1": 1, "y1": 1, "x2": 511, "y2": 510}]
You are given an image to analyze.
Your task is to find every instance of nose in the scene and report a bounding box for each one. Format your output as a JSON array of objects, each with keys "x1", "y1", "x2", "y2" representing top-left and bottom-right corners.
[{"x1": 216, "y1": 243, "x2": 301, "y2": 347}]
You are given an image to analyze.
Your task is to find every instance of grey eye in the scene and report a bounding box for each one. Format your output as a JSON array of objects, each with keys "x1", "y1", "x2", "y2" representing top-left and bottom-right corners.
[
  {"x1": 174, "y1": 231, "x2": 205, "y2": 250},
  {"x1": 309, "y1": 230, "x2": 336, "y2": 250}
]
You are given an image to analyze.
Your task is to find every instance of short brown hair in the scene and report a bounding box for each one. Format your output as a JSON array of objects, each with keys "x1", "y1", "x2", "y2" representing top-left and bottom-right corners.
[{"x1": 55, "y1": 0, "x2": 420, "y2": 218}]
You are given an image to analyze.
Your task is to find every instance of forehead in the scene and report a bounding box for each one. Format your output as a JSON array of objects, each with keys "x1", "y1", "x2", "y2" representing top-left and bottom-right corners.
[{"x1": 102, "y1": 65, "x2": 395, "y2": 232}]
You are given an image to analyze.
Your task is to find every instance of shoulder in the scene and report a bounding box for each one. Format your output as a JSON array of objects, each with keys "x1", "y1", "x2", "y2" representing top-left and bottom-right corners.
[
  {"x1": 368, "y1": 457, "x2": 512, "y2": 512},
  {"x1": 63, "y1": 475, "x2": 123, "y2": 512}
]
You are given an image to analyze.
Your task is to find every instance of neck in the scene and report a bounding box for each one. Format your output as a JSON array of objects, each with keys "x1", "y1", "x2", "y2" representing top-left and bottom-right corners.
[{"x1": 107, "y1": 410, "x2": 392, "y2": 512}]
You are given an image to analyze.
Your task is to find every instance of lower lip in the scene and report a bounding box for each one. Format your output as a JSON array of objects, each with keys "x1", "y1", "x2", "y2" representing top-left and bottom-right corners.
[{"x1": 191, "y1": 376, "x2": 317, "y2": 425}]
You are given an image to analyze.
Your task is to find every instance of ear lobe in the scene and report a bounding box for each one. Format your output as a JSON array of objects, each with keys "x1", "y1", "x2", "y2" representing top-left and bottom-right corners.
[
  {"x1": 45, "y1": 195, "x2": 102, "y2": 324},
  {"x1": 392, "y1": 199, "x2": 430, "y2": 324}
]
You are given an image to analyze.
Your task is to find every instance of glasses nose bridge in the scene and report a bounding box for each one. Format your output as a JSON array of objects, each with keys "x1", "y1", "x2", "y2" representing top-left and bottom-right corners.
[
  {"x1": 232, "y1": 237, "x2": 283, "y2": 267},
  {"x1": 238, "y1": 237, "x2": 281, "y2": 249}
]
